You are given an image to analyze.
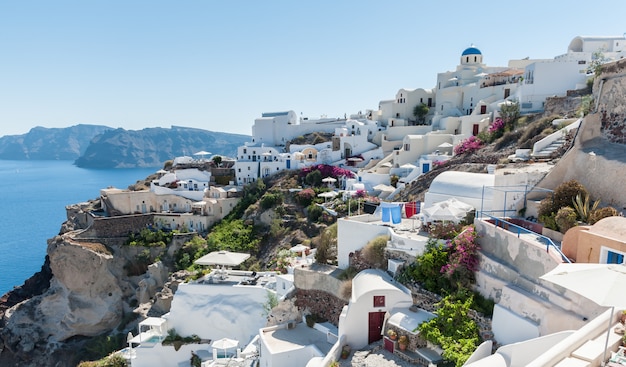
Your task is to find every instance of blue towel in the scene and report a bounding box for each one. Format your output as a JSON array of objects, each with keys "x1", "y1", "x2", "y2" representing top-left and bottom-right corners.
[
  {"x1": 382, "y1": 207, "x2": 391, "y2": 222},
  {"x1": 391, "y1": 206, "x2": 402, "y2": 224}
]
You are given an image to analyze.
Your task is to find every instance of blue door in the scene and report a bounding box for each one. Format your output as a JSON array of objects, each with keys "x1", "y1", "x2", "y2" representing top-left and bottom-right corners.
[{"x1": 422, "y1": 163, "x2": 430, "y2": 173}]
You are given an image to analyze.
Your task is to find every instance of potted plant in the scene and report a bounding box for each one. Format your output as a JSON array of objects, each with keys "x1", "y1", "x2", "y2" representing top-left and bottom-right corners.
[
  {"x1": 398, "y1": 335, "x2": 408, "y2": 351},
  {"x1": 341, "y1": 345, "x2": 351, "y2": 359},
  {"x1": 387, "y1": 329, "x2": 397, "y2": 340}
]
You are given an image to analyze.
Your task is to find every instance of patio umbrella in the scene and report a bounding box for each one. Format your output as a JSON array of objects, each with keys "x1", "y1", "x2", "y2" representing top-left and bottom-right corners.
[
  {"x1": 322, "y1": 177, "x2": 337, "y2": 187},
  {"x1": 193, "y1": 151, "x2": 211, "y2": 159},
  {"x1": 540, "y1": 263, "x2": 626, "y2": 365},
  {"x1": 211, "y1": 337, "x2": 239, "y2": 358},
  {"x1": 423, "y1": 198, "x2": 473, "y2": 223},
  {"x1": 194, "y1": 250, "x2": 250, "y2": 267},
  {"x1": 290, "y1": 244, "x2": 309, "y2": 253},
  {"x1": 317, "y1": 191, "x2": 338, "y2": 202},
  {"x1": 373, "y1": 184, "x2": 395, "y2": 192}
]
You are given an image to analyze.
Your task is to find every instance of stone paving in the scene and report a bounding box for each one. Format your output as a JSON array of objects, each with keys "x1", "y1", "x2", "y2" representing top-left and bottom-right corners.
[{"x1": 337, "y1": 345, "x2": 417, "y2": 367}]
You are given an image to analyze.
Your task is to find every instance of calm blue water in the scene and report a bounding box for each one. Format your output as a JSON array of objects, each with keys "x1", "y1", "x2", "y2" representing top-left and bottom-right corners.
[{"x1": 0, "y1": 160, "x2": 158, "y2": 296}]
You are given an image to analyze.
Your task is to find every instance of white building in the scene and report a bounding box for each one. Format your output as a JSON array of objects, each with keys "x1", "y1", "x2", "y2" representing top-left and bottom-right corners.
[
  {"x1": 516, "y1": 35, "x2": 626, "y2": 114},
  {"x1": 337, "y1": 269, "x2": 414, "y2": 349}
]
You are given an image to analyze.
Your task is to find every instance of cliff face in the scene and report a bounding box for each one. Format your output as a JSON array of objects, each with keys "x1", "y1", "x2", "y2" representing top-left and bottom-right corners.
[
  {"x1": 0, "y1": 203, "x2": 186, "y2": 367},
  {"x1": 0, "y1": 124, "x2": 251, "y2": 168},
  {"x1": 0, "y1": 124, "x2": 111, "y2": 160},
  {"x1": 74, "y1": 125, "x2": 250, "y2": 168}
]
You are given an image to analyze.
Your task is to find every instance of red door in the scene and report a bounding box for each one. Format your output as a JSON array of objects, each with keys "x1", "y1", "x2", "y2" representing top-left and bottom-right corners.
[
  {"x1": 368, "y1": 311, "x2": 386, "y2": 344},
  {"x1": 472, "y1": 124, "x2": 479, "y2": 136}
]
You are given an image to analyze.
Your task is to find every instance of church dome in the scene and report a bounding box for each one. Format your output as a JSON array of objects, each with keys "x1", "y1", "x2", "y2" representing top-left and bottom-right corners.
[{"x1": 462, "y1": 46, "x2": 482, "y2": 56}]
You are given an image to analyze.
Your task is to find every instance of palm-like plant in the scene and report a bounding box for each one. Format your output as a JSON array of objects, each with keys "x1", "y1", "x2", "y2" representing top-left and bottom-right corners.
[{"x1": 572, "y1": 193, "x2": 600, "y2": 223}]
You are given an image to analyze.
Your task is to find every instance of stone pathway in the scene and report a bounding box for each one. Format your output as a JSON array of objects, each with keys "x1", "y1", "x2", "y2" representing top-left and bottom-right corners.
[{"x1": 337, "y1": 346, "x2": 416, "y2": 367}]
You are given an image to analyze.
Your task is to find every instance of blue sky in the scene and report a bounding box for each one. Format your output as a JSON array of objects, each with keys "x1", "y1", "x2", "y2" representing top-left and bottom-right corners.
[{"x1": 1, "y1": 0, "x2": 624, "y2": 137}]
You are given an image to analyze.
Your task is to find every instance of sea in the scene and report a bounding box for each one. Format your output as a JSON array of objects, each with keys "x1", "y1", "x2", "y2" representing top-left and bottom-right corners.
[{"x1": 0, "y1": 160, "x2": 158, "y2": 296}]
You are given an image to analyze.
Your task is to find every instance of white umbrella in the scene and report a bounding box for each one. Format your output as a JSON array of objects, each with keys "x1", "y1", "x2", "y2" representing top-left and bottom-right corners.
[
  {"x1": 194, "y1": 151, "x2": 211, "y2": 160},
  {"x1": 437, "y1": 142, "x2": 454, "y2": 149},
  {"x1": 318, "y1": 191, "x2": 338, "y2": 202},
  {"x1": 322, "y1": 177, "x2": 337, "y2": 183},
  {"x1": 290, "y1": 244, "x2": 309, "y2": 253},
  {"x1": 194, "y1": 250, "x2": 250, "y2": 267},
  {"x1": 540, "y1": 263, "x2": 626, "y2": 365},
  {"x1": 373, "y1": 184, "x2": 395, "y2": 192},
  {"x1": 423, "y1": 198, "x2": 473, "y2": 223},
  {"x1": 212, "y1": 337, "x2": 239, "y2": 358}
]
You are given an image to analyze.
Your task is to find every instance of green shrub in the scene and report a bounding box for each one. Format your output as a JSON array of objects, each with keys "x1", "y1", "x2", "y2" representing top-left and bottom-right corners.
[
  {"x1": 295, "y1": 188, "x2": 316, "y2": 206},
  {"x1": 572, "y1": 193, "x2": 599, "y2": 223},
  {"x1": 307, "y1": 204, "x2": 323, "y2": 222},
  {"x1": 77, "y1": 354, "x2": 128, "y2": 367},
  {"x1": 418, "y1": 296, "x2": 480, "y2": 367},
  {"x1": 126, "y1": 228, "x2": 172, "y2": 247},
  {"x1": 589, "y1": 206, "x2": 619, "y2": 224},
  {"x1": 361, "y1": 235, "x2": 389, "y2": 269},
  {"x1": 555, "y1": 206, "x2": 578, "y2": 234},
  {"x1": 77, "y1": 333, "x2": 125, "y2": 365},
  {"x1": 411, "y1": 239, "x2": 452, "y2": 293},
  {"x1": 260, "y1": 191, "x2": 283, "y2": 209},
  {"x1": 538, "y1": 180, "x2": 589, "y2": 229},
  {"x1": 174, "y1": 235, "x2": 208, "y2": 271}
]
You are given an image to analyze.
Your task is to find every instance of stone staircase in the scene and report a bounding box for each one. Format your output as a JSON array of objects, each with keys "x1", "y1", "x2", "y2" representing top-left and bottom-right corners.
[{"x1": 531, "y1": 136, "x2": 567, "y2": 159}]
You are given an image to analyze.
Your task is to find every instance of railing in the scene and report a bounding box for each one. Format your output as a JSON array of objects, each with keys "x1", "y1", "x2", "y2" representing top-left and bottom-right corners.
[{"x1": 479, "y1": 212, "x2": 571, "y2": 263}]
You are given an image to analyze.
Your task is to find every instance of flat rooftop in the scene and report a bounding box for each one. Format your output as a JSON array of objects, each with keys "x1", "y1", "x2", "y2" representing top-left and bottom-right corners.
[
  {"x1": 262, "y1": 323, "x2": 334, "y2": 355},
  {"x1": 193, "y1": 270, "x2": 277, "y2": 290}
]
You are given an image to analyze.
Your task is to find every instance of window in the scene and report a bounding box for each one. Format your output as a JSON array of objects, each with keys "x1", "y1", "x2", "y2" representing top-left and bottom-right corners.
[
  {"x1": 404, "y1": 143, "x2": 410, "y2": 151},
  {"x1": 607, "y1": 250, "x2": 625, "y2": 264},
  {"x1": 243, "y1": 149, "x2": 247, "y2": 154},
  {"x1": 373, "y1": 296, "x2": 385, "y2": 307}
]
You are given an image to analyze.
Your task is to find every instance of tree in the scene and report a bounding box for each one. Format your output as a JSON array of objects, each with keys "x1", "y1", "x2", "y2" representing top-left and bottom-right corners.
[
  {"x1": 315, "y1": 223, "x2": 337, "y2": 265},
  {"x1": 212, "y1": 155, "x2": 222, "y2": 167},
  {"x1": 413, "y1": 103, "x2": 430, "y2": 125},
  {"x1": 499, "y1": 101, "x2": 520, "y2": 131},
  {"x1": 305, "y1": 170, "x2": 322, "y2": 187},
  {"x1": 588, "y1": 50, "x2": 607, "y2": 76}
]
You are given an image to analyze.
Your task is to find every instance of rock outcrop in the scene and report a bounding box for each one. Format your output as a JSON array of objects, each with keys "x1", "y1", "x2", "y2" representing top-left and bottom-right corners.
[{"x1": 0, "y1": 202, "x2": 187, "y2": 366}]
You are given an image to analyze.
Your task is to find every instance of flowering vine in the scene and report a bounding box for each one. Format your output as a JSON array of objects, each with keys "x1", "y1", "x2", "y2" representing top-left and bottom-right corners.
[
  {"x1": 441, "y1": 225, "x2": 480, "y2": 289},
  {"x1": 453, "y1": 136, "x2": 483, "y2": 155}
]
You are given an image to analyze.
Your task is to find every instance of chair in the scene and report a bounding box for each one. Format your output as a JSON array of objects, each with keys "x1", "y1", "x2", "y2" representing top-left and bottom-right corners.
[{"x1": 609, "y1": 346, "x2": 626, "y2": 366}]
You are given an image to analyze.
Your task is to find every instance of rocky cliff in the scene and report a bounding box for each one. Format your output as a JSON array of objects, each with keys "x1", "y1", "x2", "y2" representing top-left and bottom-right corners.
[
  {"x1": 0, "y1": 125, "x2": 111, "y2": 160},
  {"x1": 0, "y1": 124, "x2": 251, "y2": 168},
  {"x1": 0, "y1": 202, "x2": 190, "y2": 366},
  {"x1": 74, "y1": 125, "x2": 250, "y2": 168}
]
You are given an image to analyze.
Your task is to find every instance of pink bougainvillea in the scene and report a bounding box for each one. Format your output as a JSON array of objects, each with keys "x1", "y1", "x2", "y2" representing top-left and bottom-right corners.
[
  {"x1": 453, "y1": 136, "x2": 483, "y2": 155},
  {"x1": 299, "y1": 164, "x2": 356, "y2": 179},
  {"x1": 488, "y1": 118, "x2": 505, "y2": 134},
  {"x1": 441, "y1": 225, "x2": 480, "y2": 279}
]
